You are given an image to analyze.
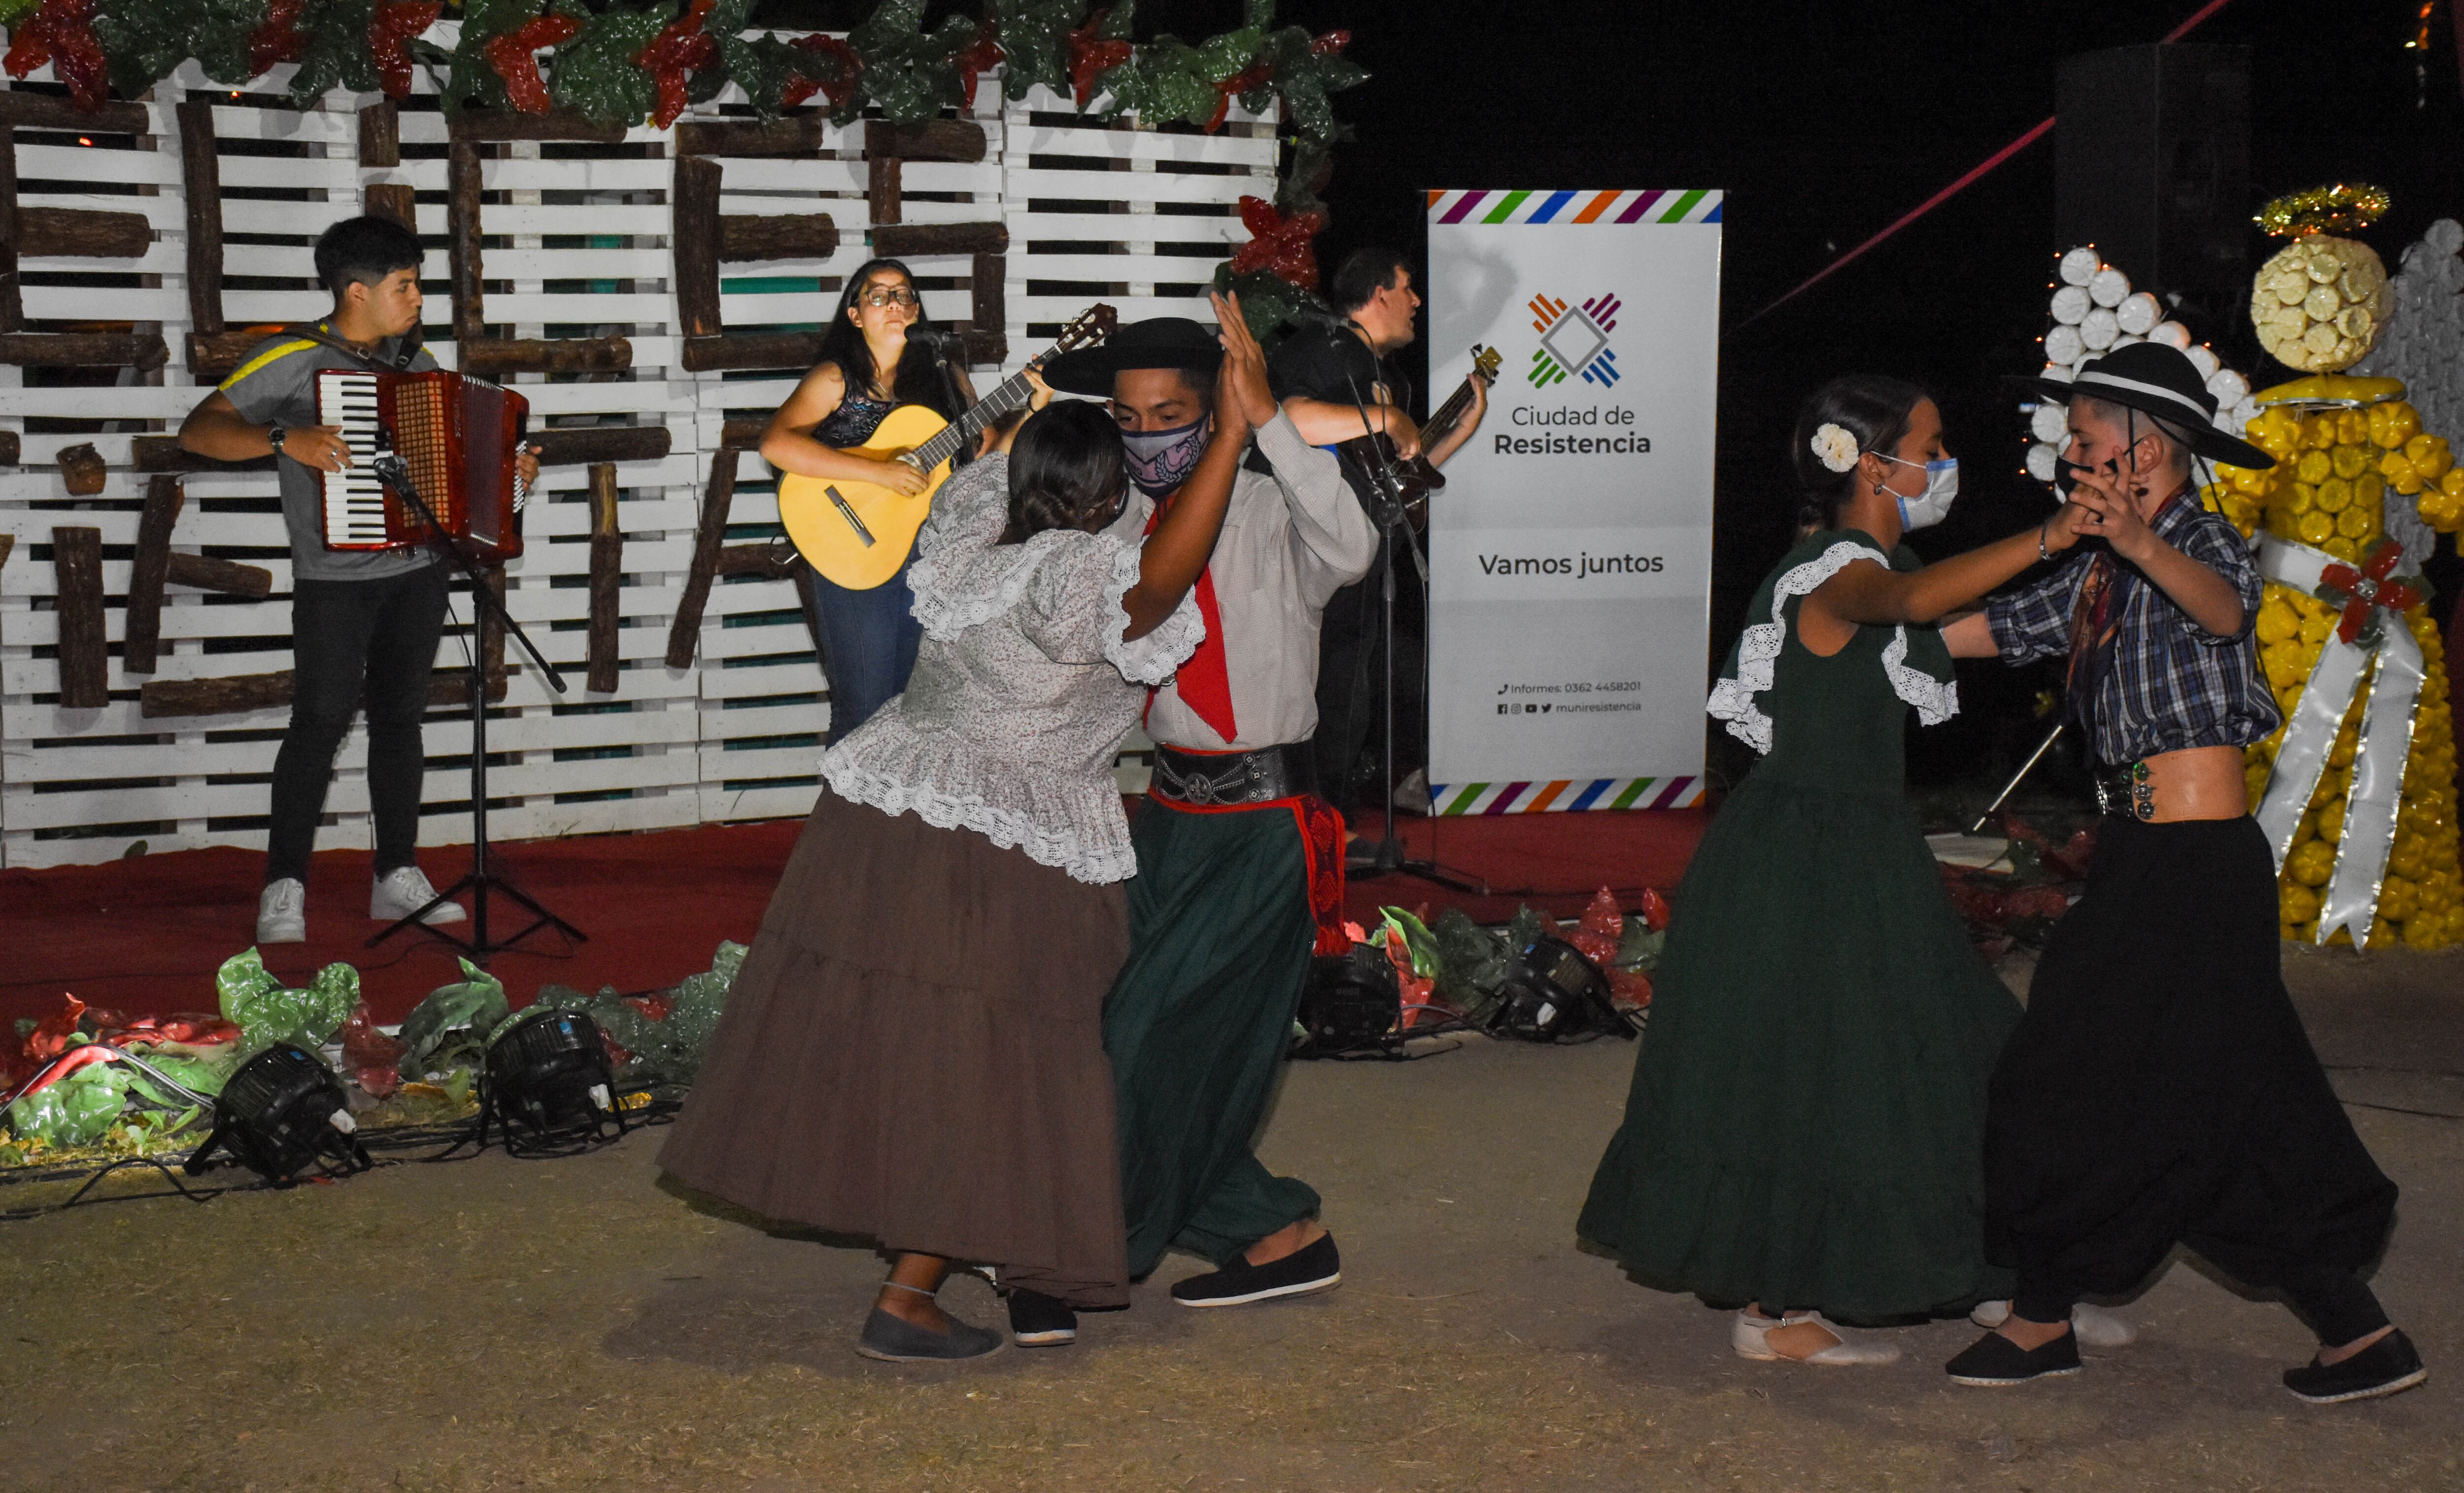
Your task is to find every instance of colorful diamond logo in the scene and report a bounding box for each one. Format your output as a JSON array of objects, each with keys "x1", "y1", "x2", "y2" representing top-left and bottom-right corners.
[{"x1": 1528, "y1": 292, "x2": 1622, "y2": 387}]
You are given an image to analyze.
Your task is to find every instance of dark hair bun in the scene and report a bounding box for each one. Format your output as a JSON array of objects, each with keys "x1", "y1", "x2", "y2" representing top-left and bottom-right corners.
[
  {"x1": 1790, "y1": 375, "x2": 1930, "y2": 532},
  {"x1": 1003, "y1": 401, "x2": 1130, "y2": 543}
]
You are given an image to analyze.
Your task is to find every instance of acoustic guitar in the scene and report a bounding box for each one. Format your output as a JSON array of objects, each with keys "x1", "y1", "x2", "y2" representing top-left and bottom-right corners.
[
  {"x1": 1334, "y1": 343, "x2": 1502, "y2": 517},
  {"x1": 780, "y1": 305, "x2": 1118, "y2": 590}
]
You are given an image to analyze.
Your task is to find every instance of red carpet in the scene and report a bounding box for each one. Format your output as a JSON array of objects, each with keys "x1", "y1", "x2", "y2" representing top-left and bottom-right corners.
[{"x1": 1, "y1": 808, "x2": 1704, "y2": 1027}]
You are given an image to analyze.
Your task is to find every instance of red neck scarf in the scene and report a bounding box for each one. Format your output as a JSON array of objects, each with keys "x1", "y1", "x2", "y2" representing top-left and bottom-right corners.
[{"x1": 1143, "y1": 499, "x2": 1238, "y2": 742}]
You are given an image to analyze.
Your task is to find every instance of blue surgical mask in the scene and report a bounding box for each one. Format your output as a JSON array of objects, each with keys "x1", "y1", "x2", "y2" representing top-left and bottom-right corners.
[
  {"x1": 1120, "y1": 417, "x2": 1210, "y2": 497},
  {"x1": 1877, "y1": 453, "x2": 1959, "y2": 530}
]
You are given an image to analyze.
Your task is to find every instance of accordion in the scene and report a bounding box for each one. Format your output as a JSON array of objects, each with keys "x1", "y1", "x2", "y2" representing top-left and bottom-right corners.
[{"x1": 315, "y1": 369, "x2": 530, "y2": 560}]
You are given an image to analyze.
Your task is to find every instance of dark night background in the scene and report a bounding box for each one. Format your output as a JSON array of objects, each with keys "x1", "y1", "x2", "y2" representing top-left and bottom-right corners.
[{"x1": 775, "y1": 0, "x2": 2462, "y2": 796}]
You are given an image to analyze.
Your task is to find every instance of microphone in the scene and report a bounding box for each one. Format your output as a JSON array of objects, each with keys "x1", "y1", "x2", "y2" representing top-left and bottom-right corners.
[{"x1": 907, "y1": 325, "x2": 967, "y2": 356}]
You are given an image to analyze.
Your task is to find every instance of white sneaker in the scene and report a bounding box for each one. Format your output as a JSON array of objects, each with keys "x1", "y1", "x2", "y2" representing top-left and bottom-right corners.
[
  {"x1": 257, "y1": 878, "x2": 307, "y2": 944},
  {"x1": 1731, "y1": 1309, "x2": 1903, "y2": 1366},
  {"x1": 1971, "y1": 1299, "x2": 2136, "y2": 1349},
  {"x1": 372, "y1": 865, "x2": 467, "y2": 926}
]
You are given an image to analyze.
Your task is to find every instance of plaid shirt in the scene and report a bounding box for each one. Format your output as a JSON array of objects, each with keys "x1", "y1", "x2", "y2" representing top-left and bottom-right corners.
[{"x1": 1986, "y1": 491, "x2": 2281, "y2": 765}]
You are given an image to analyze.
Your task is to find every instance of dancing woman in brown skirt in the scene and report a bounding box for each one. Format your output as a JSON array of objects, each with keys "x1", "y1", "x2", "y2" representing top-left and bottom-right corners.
[{"x1": 660, "y1": 293, "x2": 1278, "y2": 1362}]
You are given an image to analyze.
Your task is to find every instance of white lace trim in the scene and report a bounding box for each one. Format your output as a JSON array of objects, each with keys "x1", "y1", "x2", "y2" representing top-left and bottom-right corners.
[
  {"x1": 909, "y1": 530, "x2": 1085, "y2": 641},
  {"x1": 821, "y1": 754, "x2": 1138, "y2": 885},
  {"x1": 1706, "y1": 539, "x2": 1957, "y2": 753},
  {"x1": 1097, "y1": 540, "x2": 1205, "y2": 685}
]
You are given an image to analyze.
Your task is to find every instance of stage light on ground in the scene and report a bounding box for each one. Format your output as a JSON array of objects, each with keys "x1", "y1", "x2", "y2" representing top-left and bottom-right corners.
[
  {"x1": 1489, "y1": 935, "x2": 1630, "y2": 1043},
  {"x1": 483, "y1": 1009, "x2": 621, "y2": 1150},
  {"x1": 185, "y1": 1043, "x2": 369, "y2": 1185}
]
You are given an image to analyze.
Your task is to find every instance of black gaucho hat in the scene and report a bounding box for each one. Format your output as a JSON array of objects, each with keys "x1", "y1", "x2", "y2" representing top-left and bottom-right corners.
[
  {"x1": 1042, "y1": 316, "x2": 1222, "y2": 396},
  {"x1": 2012, "y1": 341, "x2": 2274, "y2": 471}
]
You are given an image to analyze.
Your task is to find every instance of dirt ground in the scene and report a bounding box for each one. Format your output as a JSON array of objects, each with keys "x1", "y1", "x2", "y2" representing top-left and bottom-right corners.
[{"x1": 2, "y1": 944, "x2": 2459, "y2": 1493}]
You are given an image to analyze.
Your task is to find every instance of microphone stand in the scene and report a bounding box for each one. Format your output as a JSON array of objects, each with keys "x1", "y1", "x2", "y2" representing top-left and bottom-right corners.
[
  {"x1": 363, "y1": 450, "x2": 585, "y2": 963},
  {"x1": 1337, "y1": 382, "x2": 1485, "y2": 897}
]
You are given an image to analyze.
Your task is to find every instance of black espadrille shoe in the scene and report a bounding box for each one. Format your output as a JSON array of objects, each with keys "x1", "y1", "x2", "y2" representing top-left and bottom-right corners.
[
  {"x1": 855, "y1": 1286, "x2": 1004, "y2": 1363},
  {"x1": 1946, "y1": 1326, "x2": 2083, "y2": 1386},
  {"x1": 2285, "y1": 1329, "x2": 2427, "y2": 1404},
  {"x1": 1007, "y1": 1288, "x2": 1078, "y2": 1347},
  {"x1": 1169, "y1": 1232, "x2": 1342, "y2": 1308}
]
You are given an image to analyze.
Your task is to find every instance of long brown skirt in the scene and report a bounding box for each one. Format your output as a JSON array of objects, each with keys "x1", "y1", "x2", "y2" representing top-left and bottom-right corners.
[{"x1": 658, "y1": 788, "x2": 1132, "y2": 1308}]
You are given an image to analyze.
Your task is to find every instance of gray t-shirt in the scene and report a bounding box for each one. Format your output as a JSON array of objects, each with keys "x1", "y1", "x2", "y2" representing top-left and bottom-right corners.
[{"x1": 216, "y1": 322, "x2": 441, "y2": 582}]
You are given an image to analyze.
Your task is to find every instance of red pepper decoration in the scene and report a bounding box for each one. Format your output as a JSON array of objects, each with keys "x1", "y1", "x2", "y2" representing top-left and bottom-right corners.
[
  {"x1": 370, "y1": 1, "x2": 443, "y2": 101},
  {"x1": 1203, "y1": 60, "x2": 1273, "y2": 133},
  {"x1": 3, "y1": 0, "x2": 109, "y2": 112},
  {"x1": 486, "y1": 12, "x2": 584, "y2": 115},
  {"x1": 2317, "y1": 538, "x2": 2426, "y2": 647},
  {"x1": 1066, "y1": 11, "x2": 1131, "y2": 109},
  {"x1": 1309, "y1": 30, "x2": 1351, "y2": 56},
  {"x1": 955, "y1": 27, "x2": 1005, "y2": 112},
  {"x1": 1228, "y1": 194, "x2": 1324, "y2": 290},
  {"x1": 248, "y1": 0, "x2": 309, "y2": 77},
  {"x1": 635, "y1": 0, "x2": 720, "y2": 130},
  {"x1": 782, "y1": 33, "x2": 863, "y2": 110}
]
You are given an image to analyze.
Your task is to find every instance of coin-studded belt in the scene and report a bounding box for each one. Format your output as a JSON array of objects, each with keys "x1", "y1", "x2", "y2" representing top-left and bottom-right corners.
[
  {"x1": 2092, "y1": 759, "x2": 2157, "y2": 820},
  {"x1": 1150, "y1": 742, "x2": 1319, "y2": 807}
]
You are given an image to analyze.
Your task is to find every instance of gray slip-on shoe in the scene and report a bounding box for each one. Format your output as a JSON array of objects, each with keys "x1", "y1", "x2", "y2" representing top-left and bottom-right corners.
[{"x1": 855, "y1": 1307, "x2": 1004, "y2": 1363}]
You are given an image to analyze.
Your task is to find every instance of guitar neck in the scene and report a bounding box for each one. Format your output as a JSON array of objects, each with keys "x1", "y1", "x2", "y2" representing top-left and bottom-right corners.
[
  {"x1": 1419, "y1": 375, "x2": 1479, "y2": 454},
  {"x1": 912, "y1": 368, "x2": 1039, "y2": 469}
]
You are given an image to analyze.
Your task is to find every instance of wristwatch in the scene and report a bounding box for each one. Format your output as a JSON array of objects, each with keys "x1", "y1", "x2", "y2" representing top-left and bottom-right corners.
[{"x1": 267, "y1": 426, "x2": 288, "y2": 456}]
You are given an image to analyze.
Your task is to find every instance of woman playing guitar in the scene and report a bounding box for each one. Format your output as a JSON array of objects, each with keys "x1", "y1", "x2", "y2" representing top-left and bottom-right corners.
[{"x1": 759, "y1": 259, "x2": 977, "y2": 740}]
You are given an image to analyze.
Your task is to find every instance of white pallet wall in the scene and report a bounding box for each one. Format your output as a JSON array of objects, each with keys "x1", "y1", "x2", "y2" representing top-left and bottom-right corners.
[{"x1": 0, "y1": 55, "x2": 1269, "y2": 866}]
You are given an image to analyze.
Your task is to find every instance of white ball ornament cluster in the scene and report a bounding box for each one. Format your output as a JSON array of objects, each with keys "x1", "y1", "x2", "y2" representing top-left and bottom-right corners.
[{"x1": 2026, "y1": 248, "x2": 2261, "y2": 486}]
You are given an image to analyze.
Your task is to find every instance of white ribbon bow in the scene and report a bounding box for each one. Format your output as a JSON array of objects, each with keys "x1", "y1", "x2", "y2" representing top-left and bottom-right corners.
[{"x1": 2253, "y1": 534, "x2": 2427, "y2": 946}]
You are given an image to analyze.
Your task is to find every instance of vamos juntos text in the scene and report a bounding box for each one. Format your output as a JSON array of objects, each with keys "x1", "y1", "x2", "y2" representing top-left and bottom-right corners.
[{"x1": 1477, "y1": 552, "x2": 1667, "y2": 578}]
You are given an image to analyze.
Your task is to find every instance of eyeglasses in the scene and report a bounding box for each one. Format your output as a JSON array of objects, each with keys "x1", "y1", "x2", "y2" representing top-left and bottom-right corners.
[{"x1": 858, "y1": 287, "x2": 920, "y2": 309}]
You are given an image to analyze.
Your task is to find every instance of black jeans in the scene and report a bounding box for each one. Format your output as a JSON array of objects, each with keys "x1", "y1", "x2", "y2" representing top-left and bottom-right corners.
[{"x1": 266, "y1": 565, "x2": 447, "y2": 885}]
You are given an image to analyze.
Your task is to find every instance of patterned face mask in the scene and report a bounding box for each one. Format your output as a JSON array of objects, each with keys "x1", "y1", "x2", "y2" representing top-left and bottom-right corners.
[{"x1": 1120, "y1": 417, "x2": 1210, "y2": 497}]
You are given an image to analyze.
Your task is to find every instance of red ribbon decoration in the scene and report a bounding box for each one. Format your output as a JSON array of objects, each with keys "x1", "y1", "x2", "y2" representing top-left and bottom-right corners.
[
  {"x1": 486, "y1": 12, "x2": 584, "y2": 115},
  {"x1": 636, "y1": 0, "x2": 720, "y2": 129},
  {"x1": 956, "y1": 28, "x2": 1005, "y2": 112},
  {"x1": 1067, "y1": 11, "x2": 1132, "y2": 109},
  {"x1": 371, "y1": 2, "x2": 443, "y2": 100},
  {"x1": 2319, "y1": 541, "x2": 2426, "y2": 646},
  {"x1": 1228, "y1": 194, "x2": 1324, "y2": 290},
  {"x1": 2, "y1": 0, "x2": 108, "y2": 111},
  {"x1": 782, "y1": 33, "x2": 863, "y2": 110},
  {"x1": 247, "y1": 0, "x2": 308, "y2": 76},
  {"x1": 1203, "y1": 61, "x2": 1273, "y2": 133}
]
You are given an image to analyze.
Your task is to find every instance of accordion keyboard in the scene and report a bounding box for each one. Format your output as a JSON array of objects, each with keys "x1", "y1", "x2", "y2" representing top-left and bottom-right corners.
[{"x1": 317, "y1": 373, "x2": 390, "y2": 548}]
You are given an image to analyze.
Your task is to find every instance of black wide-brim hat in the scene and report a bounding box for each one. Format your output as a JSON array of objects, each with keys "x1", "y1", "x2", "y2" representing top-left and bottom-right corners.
[
  {"x1": 1042, "y1": 316, "x2": 1222, "y2": 396},
  {"x1": 2010, "y1": 341, "x2": 2275, "y2": 470}
]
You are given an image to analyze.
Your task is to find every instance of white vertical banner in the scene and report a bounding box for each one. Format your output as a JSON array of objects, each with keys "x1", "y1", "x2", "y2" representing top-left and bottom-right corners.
[{"x1": 1423, "y1": 189, "x2": 1722, "y2": 814}]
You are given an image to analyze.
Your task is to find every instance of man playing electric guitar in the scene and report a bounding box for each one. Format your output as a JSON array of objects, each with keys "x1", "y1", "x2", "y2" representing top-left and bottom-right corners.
[{"x1": 1269, "y1": 247, "x2": 1492, "y2": 821}]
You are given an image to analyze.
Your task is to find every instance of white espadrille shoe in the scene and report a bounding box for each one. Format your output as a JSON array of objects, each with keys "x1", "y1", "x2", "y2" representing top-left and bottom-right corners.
[{"x1": 1732, "y1": 1309, "x2": 1903, "y2": 1366}]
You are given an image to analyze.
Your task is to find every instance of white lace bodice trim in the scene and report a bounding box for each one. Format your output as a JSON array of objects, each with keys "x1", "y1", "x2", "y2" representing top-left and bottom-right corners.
[
  {"x1": 822, "y1": 753, "x2": 1139, "y2": 884},
  {"x1": 1706, "y1": 538, "x2": 1958, "y2": 755},
  {"x1": 1098, "y1": 540, "x2": 1206, "y2": 685}
]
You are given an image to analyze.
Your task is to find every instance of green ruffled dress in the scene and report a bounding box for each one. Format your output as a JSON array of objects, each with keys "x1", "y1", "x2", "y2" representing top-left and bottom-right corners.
[{"x1": 1577, "y1": 529, "x2": 2019, "y2": 1319}]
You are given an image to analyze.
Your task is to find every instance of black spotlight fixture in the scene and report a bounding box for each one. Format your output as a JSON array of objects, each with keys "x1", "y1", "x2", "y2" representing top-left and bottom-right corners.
[
  {"x1": 1293, "y1": 943, "x2": 1403, "y2": 1058},
  {"x1": 482, "y1": 1008, "x2": 622, "y2": 1151},
  {"x1": 1488, "y1": 934, "x2": 1632, "y2": 1043},
  {"x1": 185, "y1": 1042, "x2": 370, "y2": 1184}
]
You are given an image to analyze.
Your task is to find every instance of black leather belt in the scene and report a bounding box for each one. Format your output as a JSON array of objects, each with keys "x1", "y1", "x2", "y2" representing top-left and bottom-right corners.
[{"x1": 1150, "y1": 742, "x2": 1318, "y2": 807}]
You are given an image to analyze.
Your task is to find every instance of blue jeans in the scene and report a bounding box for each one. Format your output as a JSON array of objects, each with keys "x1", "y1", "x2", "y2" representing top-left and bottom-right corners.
[{"x1": 803, "y1": 555, "x2": 922, "y2": 743}]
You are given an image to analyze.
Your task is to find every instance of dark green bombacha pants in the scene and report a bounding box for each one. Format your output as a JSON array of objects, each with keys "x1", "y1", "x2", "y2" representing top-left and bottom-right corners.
[{"x1": 1103, "y1": 799, "x2": 1322, "y2": 1278}]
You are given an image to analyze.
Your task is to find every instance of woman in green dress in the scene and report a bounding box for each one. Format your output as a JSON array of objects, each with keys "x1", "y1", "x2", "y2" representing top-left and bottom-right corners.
[{"x1": 1577, "y1": 376, "x2": 2094, "y2": 1364}]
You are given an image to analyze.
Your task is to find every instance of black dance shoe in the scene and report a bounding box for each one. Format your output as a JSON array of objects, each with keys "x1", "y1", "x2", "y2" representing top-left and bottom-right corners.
[
  {"x1": 1170, "y1": 1232, "x2": 1342, "y2": 1308},
  {"x1": 2284, "y1": 1329, "x2": 2427, "y2": 1404},
  {"x1": 1007, "y1": 1288, "x2": 1079, "y2": 1347},
  {"x1": 1945, "y1": 1326, "x2": 2083, "y2": 1386}
]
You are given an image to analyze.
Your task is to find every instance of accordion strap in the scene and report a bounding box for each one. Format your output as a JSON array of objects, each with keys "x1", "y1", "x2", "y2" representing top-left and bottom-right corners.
[{"x1": 280, "y1": 320, "x2": 422, "y2": 373}]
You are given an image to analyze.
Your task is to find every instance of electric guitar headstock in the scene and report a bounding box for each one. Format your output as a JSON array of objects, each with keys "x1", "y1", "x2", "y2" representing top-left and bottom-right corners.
[{"x1": 1468, "y1": 343, "x2": 1501, "y2": 387}]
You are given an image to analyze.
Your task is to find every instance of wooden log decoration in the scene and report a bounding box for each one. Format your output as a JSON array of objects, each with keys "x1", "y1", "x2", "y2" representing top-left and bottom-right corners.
[
  {"x1": 674, "y1": 112, "x2": 830, "y2": 158},
  {"x1": 17, "y1": 207, "x2": 152, "y2": 258},
  {"x1": 54, "y1": 442, "x2": 105, "y2": 495},
  {"x1": 972, "y1": 250, "x2": 1006, "y2": 355},
  {"x1": 362, "y1": 181, "x2": 417, "y2": 233},
  {"x1": 866, "y1": 150, "x2": 900, "y2": 227},
  {"x1": 871, "y1": 119, "x2": 990, "y2": 165},
  {"x1": 870, "y1": 221, "x2": 1008, "y2": 259},
  {"x1": 0, "y1": 93, "x2": 150, "y2": 133},
  {"x1": 50, "y1": 525, "x2": 107, "y2": 709},
  {"x1": 719, "y1": 212, "x2": 839, "y2": 262},
  {"x1": 0, "y1": 113, "x2": 18, "y2": 332},
  {"x1": 175, "y1": 98, "x2": 225, "y2": 339},
  {"x1": 719, "y1": 416, "x2": 765, "y2": 447},
  {"x1": 0, "y1": 332, "x2": 170, "y2": 370},
  {"x1": 122, "y1": 475, "x2": 183, "y2": 674},
  {"x1": 586, "y1": 462, "x2": 622, "y2": 694},
  {"x1": 446, "y1": 142, "x2": 485, "y2": 346},
  {"x1": 458, "y1": 336, "x2": 632, "y2": 381},
  {"x1": 186, "y1": 327, "x2": 270, "y2": 382},
  {"x1": 715, "y1": 541, "x2": 797, "y2": 579},
  {"x1": 673, "y1": 156, "x2": 723, "y2": 339},
  {"x1": 133, "y1": 434, "x2": 271, "y2": 473},
  {"x1": 166, "y1": 552, "x2": 274, "y2": 598},
  {"x1": 357, "y1": 101, "x2": 400, "y2": 169},
  {"x1": 680, "y1": 331, "x2": 827, "y2": 373},
  {"x1": 531, "y1": 425, "x2": 672, "y2": 467},
  {"x1": 447, "y1": 110, "x2": 626, "y2": 145},
  {"x1": 666, "y1": 446, "x2": 740, "y2": 668},
  {"x1": 0, "y1": 430, "x2": 16, "y2": 464},
  {"x1": 0, "y1": 532, "x2": 12, "y2": 567}
]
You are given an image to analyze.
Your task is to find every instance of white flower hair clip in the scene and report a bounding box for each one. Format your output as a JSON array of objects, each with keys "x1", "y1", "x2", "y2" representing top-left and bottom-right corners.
[{"x1": 1811, "y1": 423, "x2": 1861, "y2": 474}]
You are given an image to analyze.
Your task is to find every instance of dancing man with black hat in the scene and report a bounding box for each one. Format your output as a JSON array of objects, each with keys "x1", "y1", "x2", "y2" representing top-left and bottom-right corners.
[
  {"x1": 1940, "y1": 341, "x2": 2422, "y2": 1403},
  {"x1": 1041, "y1": 314, "x2": 1377, "y2": 1309}
]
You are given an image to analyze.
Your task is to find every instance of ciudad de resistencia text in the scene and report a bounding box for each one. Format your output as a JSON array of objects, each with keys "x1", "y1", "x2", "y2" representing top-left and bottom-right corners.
[{"x1": 1494, "y1": 405, "x2": 1653, "y2": 456}]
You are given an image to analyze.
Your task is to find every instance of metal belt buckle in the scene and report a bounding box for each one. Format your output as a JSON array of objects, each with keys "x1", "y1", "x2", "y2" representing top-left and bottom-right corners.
[
  {"x1": 2093, "y1": 774, "x2": 2115, "y2": 816},
  {"x1": 2129, "y1": 759, "x2": 2156, "y2": 821}
]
